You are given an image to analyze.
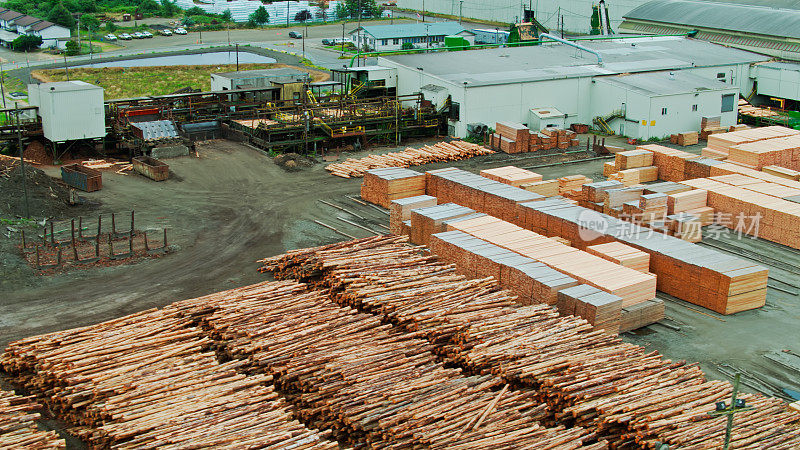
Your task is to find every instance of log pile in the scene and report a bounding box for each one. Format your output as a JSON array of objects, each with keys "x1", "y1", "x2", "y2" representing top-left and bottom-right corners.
[
  {"x1": 257, "y1": 236, "x2": 800, "y2": 449},
  {"x1": 325, "y1": 140, "x2": 492, "y2": 178},
  {"x1": 0, "y1": 389, "x2": 65, "y2": 448},
  {"x1": 0, "y1": 304, "x2": 336, "y2": 449}
]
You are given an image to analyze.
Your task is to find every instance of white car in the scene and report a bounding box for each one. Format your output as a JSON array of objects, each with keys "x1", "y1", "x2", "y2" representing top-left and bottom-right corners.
[
  {"x1": 104, "y1": 33, "x2": 117, "y2": 41},
  {"x1": 174, "y1": 28, "x2": 187, "y2": 35},
  {"x1": 119, "y1": 33, "x2": 132, "y2": 40},
  {"x1": 142, "y1": 31, "x2": 153, "y2": 38},
  {"x1": 133, "y1": 32, "x2": 145, "y2": 39},
  {"x1": 160, "y1": 29, "x2": 172, "y2": 36}
]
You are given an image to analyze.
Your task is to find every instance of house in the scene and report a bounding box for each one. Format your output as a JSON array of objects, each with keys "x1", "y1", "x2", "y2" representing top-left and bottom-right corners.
[
  {"x1": 349, "y1": 21, "x2": 475, "y2": 52},
  {"x1": 0, "y1": 9, "x2": 70, "y2": 49}
]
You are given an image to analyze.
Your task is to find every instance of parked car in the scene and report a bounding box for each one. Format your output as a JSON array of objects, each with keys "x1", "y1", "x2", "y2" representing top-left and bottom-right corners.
[
  {"x1": 119, "y1": 33, "x2": 132, "y2": 40},
  {"x1": 133, "y1": 32, "x2": 145, "y2": 39},
  {"x1": 160, "y1": 29, "x2": 172, "y2": 36},
  {"x1": 174, "y1": 27, "x2": 187, "y2": 35},
  {"x1": 288, "y1": 31, "x2": 302, "y2": 39},
  {"x1": 142, "y1": 31, "x2": 153, "y2": 38},
  {"x1": 321, "y1": 38, "x2": 334, "y2": 45},
  {"x1": 104, "y1": 33, "x2": 117, "y2": 41}
]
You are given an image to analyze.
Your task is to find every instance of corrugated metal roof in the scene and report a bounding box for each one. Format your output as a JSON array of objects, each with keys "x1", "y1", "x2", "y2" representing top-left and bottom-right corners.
[
  {"x1": 759, "y1": 61, "x2": 800, "y2": 72},
  {"x1": 354, "y1": 21, "x2": 473, "y2": 40},
  {"x1": 131, "y1": 120, "x2": 179, "y2": 141},
  {"x1": 214, "y1": 68, "x2": 306, "y2": 80},
  {"x1": 380, "y1": 36, "x2": 768, "y2": 87},
  {"x1": 624, "y1": 0, "x2": 800, "y2": 39}
]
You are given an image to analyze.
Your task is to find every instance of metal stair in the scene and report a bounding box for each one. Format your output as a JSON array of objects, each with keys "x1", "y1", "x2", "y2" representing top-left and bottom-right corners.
[{"x1": 593, "y1": 109, "x2": 624, "y2": 135}]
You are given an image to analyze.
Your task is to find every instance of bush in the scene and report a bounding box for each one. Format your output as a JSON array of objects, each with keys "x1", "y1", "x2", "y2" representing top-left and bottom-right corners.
[
  {"x1": 80, "y1": 14, "x2": 101, "y2": 30},
  {"x1": 11, "y1": 35, "x2": 43, "y2": 51},
  {"x1": 249, "y1": 6, "x2": 269, "y2": 27},
  {"x1": 65, "y1": 40, "x2": 80, "y2": 56},
  {"x1": 105, "y1": 22, "x2": 117, "y2": 32},
  {"x1": 401, "y1": 42, "x2": 414, "y2": 50}
]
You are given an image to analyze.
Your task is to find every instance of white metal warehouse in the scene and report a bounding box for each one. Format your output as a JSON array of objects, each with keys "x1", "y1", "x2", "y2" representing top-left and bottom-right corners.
[{"x1": 377, "y1": 36, "x2": 767, "y2": 139}]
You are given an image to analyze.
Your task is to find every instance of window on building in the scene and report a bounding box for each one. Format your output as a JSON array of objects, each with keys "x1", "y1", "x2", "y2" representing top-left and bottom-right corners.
[
  {"x1": 692, "y1": 104, "x2": 698, "y2": 111},
  {"x1": 717, "y1": 72, "x2": 726, "y2": 82},
  {"x1": 449, "y1": 101, "x2": 460, "y2": 121},
  {"x1": 381, "y1": 39, "x2": 387, "y2": 45},
  {"x1": 393, "y1": 38, "x2": 399, "y2": 44},
  {"x1": 721, "y1": 94, "x2": 736, "y2": 112},
  {"x1": 661, "y1": 107, "x2": 667, "y2": 115}
]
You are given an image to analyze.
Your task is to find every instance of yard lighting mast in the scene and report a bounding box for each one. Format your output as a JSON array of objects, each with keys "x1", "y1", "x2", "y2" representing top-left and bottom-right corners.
[{"x1": 707, "y1": 373, "x2": 755, "y2": 450}]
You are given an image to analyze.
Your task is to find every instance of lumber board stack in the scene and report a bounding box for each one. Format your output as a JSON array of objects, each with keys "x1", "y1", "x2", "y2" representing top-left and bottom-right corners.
[
  {"x1": 676, "y1": 131, "x2": 699, "y2": 146},
  {"x1": 586, "y1": 242, "x2": 650, "y2": 272},
  {"x1": 441, "y1": 214, "x2": 656, "y2": 307},
  {"x1": 583, "y1": 180, "x2": 624, "y2": 203},
  {"x1": 409, "y1": 203, "x2": 475, "y2": 246},
  {"x1": 667, "y1": 189, "x2": 708, "y2": 214},
  {"x1": 0, "y1": 390, "x2": 65, "y2": 448},
  {"x1": 259, "y1": 237, "x2": 799, "y2": 449},
  {"x1": 763, "y1": 165, "x2": 800, "y2": 180},
  {"x1": 681, "y1": 177, "x2": 800, "y2": 250},
  {"x1": 1, "y1": 292, "x2": 337, "y2": 449},
  {"x1": 520, "y1": 179, "x2": 559, "y2": 197},
  {"x1": 494, "y1": 121, "x2": 529, "y2": 153},
  {"x1": 516, "y1": 199, "x2": 768, "y2": 314},
  {"x1": 556, "y1": 284, "x2": 622, "y2": 333},
  {"x1": 389, "y1": 194, "x2": 437, "y2": 234},
  {"x1": 727, "y1": 134, "x2": 800, "y2": 170},
  {"x1": 361, "y1": 167, "x2": 425, "y2": 207},
  {"x1": 705, "y1": 125, "x2": 800, "y2": 156},
  {"x1": 326, "y1": 140, "x2": 492, "y2": 178},
  {"x1": 620, "y1": 299, "x2": 665, "y2": 332},
  {"x1": 480, "y1": 166, "x2": 542, "y2": 186},
  {"x1": 615, "y1": 149, "x2": 654, "y2": 170},
  {"x1": 636, "y1": 144, "x2": 700, "y2": 181},
  {"x1": 708, "y1": 161, "x2": 800, "y2": 189},
  {"x1": 558, "y1": 174, "x2": 593, "y2": 198}
]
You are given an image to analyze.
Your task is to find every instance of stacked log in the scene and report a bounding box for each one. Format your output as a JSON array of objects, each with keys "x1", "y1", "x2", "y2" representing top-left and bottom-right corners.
[
  {"x1": 0, "y1": 302, "x2": 336, "y2": 449},
  {"x1": 0, "y1": 390, "x2": 65, "y2": 448},
  {"x1": 325, "y1": 140, "x2": 492, "y2": 178},
  {"x1": 257, "y1": 237, "x2": 800, "y2": 449}
]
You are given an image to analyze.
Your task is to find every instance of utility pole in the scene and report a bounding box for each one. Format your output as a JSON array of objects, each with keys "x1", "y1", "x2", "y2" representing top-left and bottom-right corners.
[
  {"x1": 287, "y1": 1, "x2": 290, "y2": 26},
  {"x1": 89, "y1": 27, "x2": 93, "y2": 64},
  {"x1": 357, "y1": 0, "x2": 362, "y2": 67},
  {"x1": 302, "y1": 29, "x2": 305, "y2": 59},
  {"x1": 422, "y1": 0, "x2": 425, "y2": 22},
  {"x1": 235, "y1": 43, "x2": 239, "y2": 71},
  {"x1": 342, "y1": 21, "x2": 346, "y2": 55},
  {"x1": 77, "y1": 16, "x2": 81, "y2": 53},
  {"x1": 459, "y1": 1, "x2": 463, "y2": 24},
  {"x1": 16, "y1": 102, "x2": 29, "y2": 219},
  {"x1": 0, "y1": 60, "x2": 6, "y2": 109},
  {"x1": 708, "y1": 373, "x2": 755, "y2": 450},
  {"x1": 24, "y1": 51, "x2": 30, "y2": 83},
  {"x1": 63, "y1": 54, "x2": 70, "y2": 81},
  {"x1": 227, "y1": 21, "x2": 230, "y2": 46},
  {"x1": 425, "y1": 23, "x2": 430, "y2": 51}
]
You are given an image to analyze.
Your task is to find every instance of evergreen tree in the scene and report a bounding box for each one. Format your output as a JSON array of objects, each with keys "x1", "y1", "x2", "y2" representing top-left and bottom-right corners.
[
  {"x1": 49, "y1": 2, "x2": 76, "y2": 29},
  {"x1": 249, "y1": 6, "x2": 269, "y2": 27}
]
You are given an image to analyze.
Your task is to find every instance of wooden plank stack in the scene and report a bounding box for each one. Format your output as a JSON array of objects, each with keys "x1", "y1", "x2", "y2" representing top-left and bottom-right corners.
[
  {"x1": 556, "y1": 284, "x2": 622, "y2": 333},
  {"x1": 520, "y1": 179, "x2": 559, "y2": 196},
  {"x1": 0, "y1": 390, "x2": 65, "y2": 448},
  {"x1": 410, "y1": 203, "x2": 475, "y2": 246},
  {"x1": 636, "y1": 144, "x2": 700, "y2": 181},
  {"x1": 582, "y1": 180, "x2": 625, "y2": 203},
  {"x1": 676, "y1": 131, "x2": 699, "y2": 146},
  {"x1": 479, "y1": 166, "x2": 542, "y2": 186},
  {"x1": 361, "y1": 167, "x2": 426, "y2": 207},
  {"x1": 586, "y1": 242, "x2": 650, "y2": 272},
  {"x1": 558, "y1": 175, "x2": 593, "y2": 197},
  {"x1": 705, "y1": 125, "x2": 800, "y2": 157},
  {"x1": 494, "y1": 121, "x2": 529, "y2": 154},
  {"x1": 727, "y1": 134, "x2": 800, "y2": 170},
  {"x1": 763, "y1": 165, "x2": 800, "y2": 180},
  {"x1": 389, "y1": 195, "x2": 437, "y2": 234},
  {"x1": 326, "y1": 140, "x2": 492, "y2": 178},
  {"x1": 259, "y1": 237, "x2": 799, "y2": 449},
  {"x1": 620, "y1": 299, "x2": 666, "y2": 332},
  {"x1": 666, "y1": 212, "x2": 703, "y2": 242},
  {"x1": 667, "y1": 189, "x2": 708, "y2": 214},
  {"x1": 615, "y1": 149, "x2": 654, "y2": 170}
]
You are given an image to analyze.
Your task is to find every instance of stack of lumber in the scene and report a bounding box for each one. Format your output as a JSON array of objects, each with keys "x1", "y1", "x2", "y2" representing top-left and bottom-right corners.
[
  {"x1": 604, "y1": 186, "x2": 645, "y2": 216},
  {"x1": 603, "y1": 161, "x2": 616, "y2": 176},
  {"x1": 643, "y1": 181, "x2": 692, "y2": 195},
  {"x1": 666, "y1": 212, "x2": 703, "y2": 242},
  {"x1": 582, "y1": 180, "x2": 625, "y2": 203},
  {"x1": 681, "y1": 177, "x2": 800, "y2": 250},
  {"x1": 700, "y1": 115, "x2": 726, "y2": 139},
  {"x1": 727, "y1": 134, "x2": 800, "y2": 170},
  {"x1": 667, "y1": 189, "x2": 708, "y2": 214},
  {"x1": 607, "y1": 149, "x2": 658, "y2": 185},
  {"x1": 441, "y1": 214, "x2": 656, "y2": 307},
  {"x1": 636, "y1": 144, "x2": 700, "y2": 181},
  {"x1": 708, "y1": 161, "x2": 800, "y2": 188},
  {"x1": 259, "y1": 237, "x2": 799, "y2": 449},
  {"x1": 494, "y1": 121, "x2": 529, "y2": 154},
  {"x1": 360, "y1": 167, "x2": 425, "y2": 207},
  {"x1": 520, "y1": 179, "x2": 559, "y2": 196},
  {"x1": 426, "y1": 168, "x2": 544, "y2": 222},
  {"x1": 515, "y1": 199, "x2": 768, "y2": 314},
  {"x1": 586, "y1": 242, "x2": 650, "y2": 272},
  {"x1": 620, "y1": 299, "x2": 666, "y2": 332},
  {"x1": 608, "y1": 166, "x2": 658, "y2": 186},
  {"x1": 1, "y1": 298, "x2": 337, "y2": 449},
  {"x1": 326, "y1": 140, "x2": 492, "y2": 178},
  {"x1": 0, "y1": 390, "x2": 65, "y2": 448},
  {"x1": 479, "y1": 166, "x2": 542, "y2": 186},
  {"x1": 705, "y1": 125, "x2": 800, "y2": 157},
  {"x1": 558, "y1": 174, "x2": 593, "y2": 197},
  {"x1": 763, "y1": 165, "x2": 800, "y2": 180},
  {"x1": 409, "y1": 203, "x2": 475, "y2": 246},
  {"x1": 389, "y1": 194, "x2": 436, "y2": 234},
  {"x1": 686, "y1": 157, "x2": 726, "y2": 178},
  {"x1": 614, "y1": 149, "x2": 654, "y2": 169},
  {"x1": 676, "y1": 131, "x2": 699, "y2": 146},
  {"x1": 555, "y1": 284, "x2": 623, "y2": 333}
]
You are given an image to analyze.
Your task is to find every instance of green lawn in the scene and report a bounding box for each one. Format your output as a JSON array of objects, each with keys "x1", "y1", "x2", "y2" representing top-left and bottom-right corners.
[{"x1": 33, "y1": 63, "x2": 329, "y2": 99}]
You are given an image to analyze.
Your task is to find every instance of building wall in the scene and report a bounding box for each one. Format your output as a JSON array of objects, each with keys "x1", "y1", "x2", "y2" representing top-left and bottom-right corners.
[
  {"x1": 33, "y1": 26, "x2": 70, "y2": 49},
  {"x1": 755, "y1": 65, "x2": 800, "y2": 101},
  {"x1": 396, "y1": 0, "x2": 651, "y2": 34},
  {"x1": 352, "y1": 32, "x2": 473, "y2": 51},
  {"x1": 29, "y1": 84, "x2": 105, "y2": 142}
]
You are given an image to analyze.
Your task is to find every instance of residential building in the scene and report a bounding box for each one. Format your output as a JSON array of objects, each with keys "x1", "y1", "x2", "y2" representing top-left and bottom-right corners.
[
  {"x1": 0, "y1": 8, "x2": 70, "y2": 49},
  {"x1": 349, "y1": 21, "x2": 475, "y2": 52}
]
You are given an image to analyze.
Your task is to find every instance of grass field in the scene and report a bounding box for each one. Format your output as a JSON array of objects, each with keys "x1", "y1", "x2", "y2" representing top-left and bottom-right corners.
[{"x1": 33, "y1": 63, "x2": 330, "y2": 99}]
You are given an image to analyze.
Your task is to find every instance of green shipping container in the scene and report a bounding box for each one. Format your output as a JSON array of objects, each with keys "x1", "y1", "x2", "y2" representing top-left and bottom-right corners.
[{"x1": 444, "y1": 35, "x2": 468, "y2": 49}]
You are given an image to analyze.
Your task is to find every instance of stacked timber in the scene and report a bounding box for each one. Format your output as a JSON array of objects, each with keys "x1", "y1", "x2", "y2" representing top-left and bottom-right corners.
[
  {"x1": 676, "y1": 131, "x2": 699, "y2": 146},
  {"x1": 727, "y1": 134, "x2": 800, "y2": 170},
  {"x1": 520, "y1": 179, "x2": 559, "y2": 197},
  {"x1": 614, "y1": 149, "x2": 654, "y2": 170},
  {"x1": 555, "y1": 284, "x2": 622, "y2": 333},
  {"x1": 604, "y1": 186, "x2": 645, "y2": 216},
  {"x1": 667, "y1": 212, "x2": 703, "y2": 242},
  {"x1": 558, "y1": 175, "x2": 593, "y2": 198},
  {"x1": 0, "y1": 390, "x2": 65, "y2": 448},
  {"x1": 620, "y1": 299, "x2": 666, "y2": 332},
  {"x1": 326, "y1": 140, "x2": 492, "y2": 178},
  {"x1": 705, "y1": 125, "x2": 800, "y2": 157},
  {"x1": 409, "y1": 203, "x2": 475, "y2": 246},
  {"x1": 700, "y1": 115, "x2": 726, "y2": 139},
  {"x1": 1, "y1": 296, "x2": 337, "y2": 449},
  {"x1": 361, "y1": 167, "x2": 425, "y2": 207},
  {"x1": 686, "y1": 157, "x2": 726, "y2": 178},
  {"x1": 494, "y1": 121, "x2": 529, "y2": 153},
  {"x1": 636, "y1": 144, "x2": 700, "y2": 181},
  {"x1": 643, "y1": 181, "x2": 692, "y2": 195},
  {"x1": 586, "y1": 242, "x2": 650, "y2": 272},
  {"x1": 516, "y1": 199, "x2": 768, "y2": 314},
  {"x1": 259, "y1": 238, "x2": 798, "y2": 449},
  {"x1": 442, "y1": 215, "x2": 656, "y2": 307},
  {"x1": 667, "y1": 189, "x2": 708, "y2": 214},
  {"x1": 389, "y1": 194, "x2": 437, "y2": 234},
  {"x1": 583, "y1": 180, "x2": 625, "y2": 203},
  {"x1": 763, "y1": 165, "x2": 800, "y2": 180},
  {"x1": 480, "y1": 166, "x2": 542, "y2": 186}
]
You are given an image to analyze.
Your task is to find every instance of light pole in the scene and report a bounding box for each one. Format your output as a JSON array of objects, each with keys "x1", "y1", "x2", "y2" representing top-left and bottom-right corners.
[
  {"x1": 0, "y1": 60, "x2": 6, "y2": 109},
  {"x1": 459, "y1": 1, "x2": 463, "y2": 24},
  {"x1": 425, "y1": 24, "x2": 430, "y2": 51},
  {"x1": 341, "y1": 21, "x2": 345, "y2": 56}
]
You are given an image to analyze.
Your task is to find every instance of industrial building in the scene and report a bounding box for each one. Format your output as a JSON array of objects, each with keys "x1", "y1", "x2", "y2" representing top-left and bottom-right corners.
[
  {"x1": 377, "y1": 36, "x2": 766, "y2": 138},
  {"x1": 349, "y1": 21, "x2": 474, "y2": 51},
  {"x1": 27, "y1": 81, "x2": 105, "y2": 143},
  {"x1": 620, "y1": 0, "x2": 800, "y2": 62},
  {"x1": 210, "y1": 68, "x2": 310, "y2": 100}
]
